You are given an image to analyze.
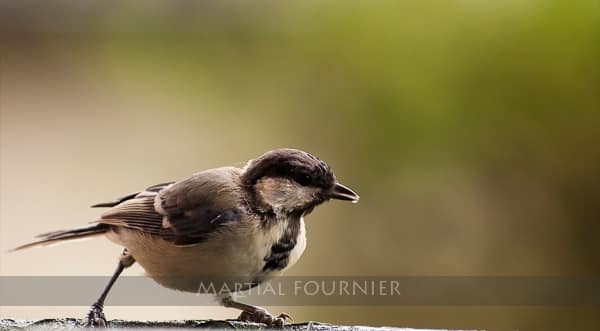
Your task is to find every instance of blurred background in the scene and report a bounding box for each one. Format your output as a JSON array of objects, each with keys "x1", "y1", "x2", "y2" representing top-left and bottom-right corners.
[{"x1": 1, "y1": 0, "x2": 599, "y2": 330}]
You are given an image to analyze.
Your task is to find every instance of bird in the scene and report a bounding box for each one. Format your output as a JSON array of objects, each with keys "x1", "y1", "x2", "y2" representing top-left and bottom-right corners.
[{"x1": 13, "y1": 148, "x2": 359, "y2": 327}]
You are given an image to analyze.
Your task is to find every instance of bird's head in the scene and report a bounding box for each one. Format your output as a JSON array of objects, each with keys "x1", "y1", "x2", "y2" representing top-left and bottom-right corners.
[{"x1": 241, "y1": 149, "x2": 359, "y2": 217}]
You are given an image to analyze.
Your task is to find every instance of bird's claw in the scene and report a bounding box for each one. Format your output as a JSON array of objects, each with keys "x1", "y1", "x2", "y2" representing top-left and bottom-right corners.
[
  {"x1": 238, "y1": 308, "x2": 293, "y2": 328},
  {"x1": 84, "y1": 303, "x2": 107, "y2": 328},
  {"x1": 273, "y1": 312, "x2": 293, "y2": 328}
]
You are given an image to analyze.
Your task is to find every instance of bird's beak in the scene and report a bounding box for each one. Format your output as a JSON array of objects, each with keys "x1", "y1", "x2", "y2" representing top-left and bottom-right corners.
[{"x1": 329, "y1": 182, "x2": 360, "y2": 203}]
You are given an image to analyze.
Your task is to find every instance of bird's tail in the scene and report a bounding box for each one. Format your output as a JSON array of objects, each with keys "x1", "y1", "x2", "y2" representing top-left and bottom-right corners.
[{"x1": 10, "y1": 223, "x2": 109, "y2": 252}]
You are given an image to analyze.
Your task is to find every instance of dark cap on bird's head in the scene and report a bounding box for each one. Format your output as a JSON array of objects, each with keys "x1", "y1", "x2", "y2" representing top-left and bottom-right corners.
[
  {"x1": 242, "y1": 149, "x2": 333, "y2": 188},
  {"x1": 241, "y1": 149, "x2": 359, "y2": 214}
]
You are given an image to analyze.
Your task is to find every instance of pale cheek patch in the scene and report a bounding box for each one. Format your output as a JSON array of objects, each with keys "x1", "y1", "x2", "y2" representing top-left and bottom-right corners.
[{"x1": 256, "y1": 178, "x2": 316, "y2": 210}]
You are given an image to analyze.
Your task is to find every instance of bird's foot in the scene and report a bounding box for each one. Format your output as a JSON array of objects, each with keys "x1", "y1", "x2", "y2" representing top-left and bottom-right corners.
[
  {"x1": 238, "y1": 307, "x2": 293, "y2": 328},
  {"x1": 84, "y1": 302, "x2": 107, "y2": 327}
]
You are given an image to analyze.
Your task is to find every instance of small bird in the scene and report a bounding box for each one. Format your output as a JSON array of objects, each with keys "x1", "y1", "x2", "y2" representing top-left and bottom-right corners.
[{"x1": 13, "y1": 148, "x2": 359, "y2": 327}]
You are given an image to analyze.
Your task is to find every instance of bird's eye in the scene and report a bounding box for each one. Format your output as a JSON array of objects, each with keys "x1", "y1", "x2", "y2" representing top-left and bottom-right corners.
[{"x1": 297, "y1": 174, "x2": 311, "y2": 186}]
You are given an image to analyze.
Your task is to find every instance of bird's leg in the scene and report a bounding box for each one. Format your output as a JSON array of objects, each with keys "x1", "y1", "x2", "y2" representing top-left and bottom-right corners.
[
  {"x1": 219, "y1": 294, "x2": 292, "y2": 328},
  {"x1": 84, "y1": 249, "x2": 135, "y2": 327}
]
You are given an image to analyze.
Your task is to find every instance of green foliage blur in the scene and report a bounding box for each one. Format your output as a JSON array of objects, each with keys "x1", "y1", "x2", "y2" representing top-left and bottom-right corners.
[{"x1": 1, "y1": 1, "x2": 599, "y2": 330}]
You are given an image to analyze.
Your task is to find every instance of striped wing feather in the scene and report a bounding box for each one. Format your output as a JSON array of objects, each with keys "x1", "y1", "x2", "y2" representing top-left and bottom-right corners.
[{"x1": 96, "y1": 169, "x2": 243, "y2": 246}]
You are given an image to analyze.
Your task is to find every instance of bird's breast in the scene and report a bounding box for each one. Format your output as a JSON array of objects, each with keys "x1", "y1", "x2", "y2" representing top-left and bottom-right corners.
[
  {"x1": 261, "y1": 216, "x2": 306, "y2": 274},
  {"x1": 108, "y1": 215, "x2": 307, "y2": 293}
]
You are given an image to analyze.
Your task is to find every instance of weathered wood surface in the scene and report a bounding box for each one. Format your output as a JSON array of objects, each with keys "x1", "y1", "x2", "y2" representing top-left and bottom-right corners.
[{"x1": 0, "y1": 319, "x2": 470, "y2": 331}]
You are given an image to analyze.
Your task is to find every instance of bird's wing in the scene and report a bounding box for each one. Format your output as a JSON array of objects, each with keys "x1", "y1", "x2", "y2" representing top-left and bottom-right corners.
[
  {"x1": 97, "y1": 168, "x2": 244, "y2": 246},
  {"x1": 98, "y1": 197, "x2": 165, "y2": 235},
  {"x1": 156, "y1": 167, "x2": 244, "y2": 246},
  {"x1": 91, "y1": 182, "x2": 175, "y2": 208}
]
